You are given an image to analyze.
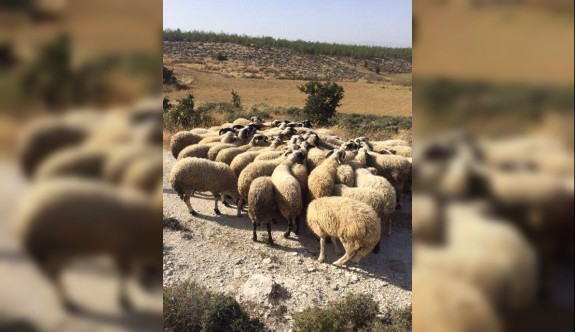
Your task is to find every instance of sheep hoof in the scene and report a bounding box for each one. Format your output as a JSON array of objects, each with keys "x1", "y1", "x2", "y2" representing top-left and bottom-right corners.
[
  {"x1": 268, "y1": 239, "x2": 274, "y2": 246},
  {"x1": 120, "y1": 295, "x2": 133, "y2": 311},
  {"x1": 214, "y1": 208, "x2": 221, "y2": 215},
  {"x1": 283, "y1": 231, "x2": 290, "y2": 238},
  {"x1": 63, "y1": 300, "x2": 82, "y2": 314},
  {"x1": 317, "y1": 256, "x2": 325, "y2": 263},
  {"x1": 190, "y1": 210, "x2": 198, "y2": 216},
  {"x1": 222, "y1": 201, "x2": 231, "y2": 208},
  {"x1": 252, "y1": 235, "x2": 257, "y2": 242}
]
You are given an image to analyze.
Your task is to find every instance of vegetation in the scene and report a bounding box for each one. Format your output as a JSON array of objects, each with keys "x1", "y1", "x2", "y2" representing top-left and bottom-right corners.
[
  {"x1": 164, "y1": 280, "x2": 265, "y2": 332},
  {"x1": 231, "y1": 89, "x2": 242, "y2": 109},
  {"x1": 164, "y1": 93, "x2": 208, "y2": 130},
  {"x1": 163, "y1": 29, "x2": 412, "y2": 61},
  {"x1": 163, "y1": 96, "x2": 172, "y2": 113},
  {"x1": 298, "y1": 81, "x2": 344, "y2": 126},
  {"x1": 293, "y1": 293, "x2": 411, "y2": 332}
]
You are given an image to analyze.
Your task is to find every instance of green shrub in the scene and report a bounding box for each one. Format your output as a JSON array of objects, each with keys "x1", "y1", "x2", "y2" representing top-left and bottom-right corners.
[
  {"x1": 163, "y1": 96, "x2": 171, "y2": 113},
  {"x1": 164, "y1": 280, "x2": 266, "y2": 332},
  {"x1": 231, "y1": 89, "x2": 242, "y2": 109},
  {"x1": 293, "y1": 294, "x2": 411, "y2": 332},
  {"x1": 164, "y1": 93, "x2": 209, "y2": 130},
  {"x1": 163, "y1": 66, "x2": 178, "y2": 85},
  {"x1": 298, "y1": 81, "x2": 344, "y2": 126},
  {"x1": 375, "y1": 65, "x2": 381, "y2": 74},
  {"x1": 293, "y1": 293, "x2": 378, "y2": 332}
]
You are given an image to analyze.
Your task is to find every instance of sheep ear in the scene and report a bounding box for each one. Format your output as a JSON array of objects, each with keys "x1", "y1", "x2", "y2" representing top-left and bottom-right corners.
[
  {"x1": 325, "y1": 150, "x2": 334, "y2": 158},
  {"x1": 390, "y1": 149, "x2": 397, "y2": 155}
]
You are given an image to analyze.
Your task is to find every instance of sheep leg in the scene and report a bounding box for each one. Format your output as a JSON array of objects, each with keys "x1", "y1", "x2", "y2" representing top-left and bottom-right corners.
[
  {"x1": 116, "y1": 259, "x2": 133, "y2": 311},
  {"x1": 236, "y1": 199, "x2": 242, "y2": 217},
  {"x1": 184, "y1": 196, "x2": 197, "y2": 216},
  {"x1": 386, "y1": 215, "x2": 392, "y2": 236},
  {"x1": 221, "y1": 194, "x2": 230, "y2": 207},
  {"x1": 213, "y1": 194, "x2": 221, "y2": 215},
  {"x1": 267, "y1": 222, "x2": 274, "y2": 245},
  {"x1": 284, "y1": 219, "x2": 293, "y2": 238},
  {"x1": 318, "y1": 237, "x2": 326, "y2": 262},
  {"x1": 43, "y1": 259, "x2": 80, "y2": 313},
  {"x1": 293, "y1": 217, "x2": 300, "y2": 235},
  {"x1": 333, "y1": 250, "x2": 356, "y2": 266},
  {"x1": 332, "y1": 237, "x2": 342, "y2": 254},
  {"x1": 252, "y1": 222, "x2": 258, "y2": 242},
  {"x1": 395, "y1": 192, "x2": 402, "y2": 210}
]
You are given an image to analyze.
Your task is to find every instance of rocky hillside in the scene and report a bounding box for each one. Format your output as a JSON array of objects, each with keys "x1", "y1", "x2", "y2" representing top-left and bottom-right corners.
[{"x1": 163, "y1": 41, "x2": 411, "y2": 81}]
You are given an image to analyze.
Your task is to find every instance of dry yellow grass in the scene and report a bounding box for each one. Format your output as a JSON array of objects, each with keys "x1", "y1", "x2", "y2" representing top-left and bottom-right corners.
[{"x1": 164, "y1": 67, "x2": 412, "y2": 117}]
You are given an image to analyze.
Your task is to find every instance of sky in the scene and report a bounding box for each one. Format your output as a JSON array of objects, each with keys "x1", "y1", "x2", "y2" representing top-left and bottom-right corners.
[{"x1": 163, "y1": 0, "x2": 412, "y2": 48}]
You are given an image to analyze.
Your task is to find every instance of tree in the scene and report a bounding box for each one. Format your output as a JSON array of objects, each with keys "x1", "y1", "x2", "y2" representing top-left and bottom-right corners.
[
  {"x1": 164, "y1": 93, "x2": 205, "y2": 129},
  {"x1": 231, "y1": 89, "x2": 242, "y2": 109},
  {"x1": 298, "y1": 81, "x2": 344, "y2": 125}
]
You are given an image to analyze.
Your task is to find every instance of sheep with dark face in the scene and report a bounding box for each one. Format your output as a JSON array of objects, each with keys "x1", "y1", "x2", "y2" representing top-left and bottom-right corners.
[{"x1": 215, "y1": 134, "x2": 271, "y2": 165}]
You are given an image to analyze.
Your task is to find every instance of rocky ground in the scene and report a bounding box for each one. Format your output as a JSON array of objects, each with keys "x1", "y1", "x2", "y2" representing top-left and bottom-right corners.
[
  {"x1": 163, "y1": 150, "x2": 412, "y2": 331},
  {"x1": 163, "y1": 41, "x2": 412, "y2": 81}
]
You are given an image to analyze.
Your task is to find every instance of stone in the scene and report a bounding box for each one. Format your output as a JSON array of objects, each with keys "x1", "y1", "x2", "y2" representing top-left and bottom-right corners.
[
  {"x1": 236, "y1": 274, "x2": 276, "y2": 304},
  {"x1": 262, "y1": 258, "x2": 272, "y2": 264}
]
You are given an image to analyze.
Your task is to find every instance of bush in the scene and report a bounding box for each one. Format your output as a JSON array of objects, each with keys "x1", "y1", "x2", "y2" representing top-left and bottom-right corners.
[
  {"x1": 215, "y1": 52, "x2": 228, "y2": 61},
  {"x1": 293, "y1": 293, "x2": 378, "y2": 332},
  {"x1": 293, "y1": 294, "x2": 411, "y2": 332},
  {"x1": 163, "y1": 66, "x2": 178, "y2": 85},
  {"x1": 163, "y1": 96, "x2": 172, "y2": 113},
  {"x1": 375, "y1": 65, "x2": 381, "y2": 74},
  {"x1": 164, "y1": 280, "x2": 265, "y2": 332},
  {"x1": 231, "y1": 89, "x2": 242, "y2": 109},
  {"x1": 164, "y1": 93, "x2": 209, "y2": 130},
  {"x1": 298, "y1": 81, "x2": 344, "y2": 126}
]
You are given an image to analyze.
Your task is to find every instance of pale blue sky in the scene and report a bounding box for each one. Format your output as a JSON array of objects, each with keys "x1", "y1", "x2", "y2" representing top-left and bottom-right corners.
[{"x1": 163, "y1": 0, "x2": 412, "y2": 47}]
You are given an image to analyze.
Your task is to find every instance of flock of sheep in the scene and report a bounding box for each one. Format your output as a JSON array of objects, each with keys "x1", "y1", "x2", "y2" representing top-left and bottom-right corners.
[
  {"x1": 412, "y1": 131, "x2": 574, "y2": 331},
  {"x1": 14, "y1": 99, "x2": 163, "y2": 311},
  {"x1": 168, "y1": 116, "x2": 412, "y2": 266}
]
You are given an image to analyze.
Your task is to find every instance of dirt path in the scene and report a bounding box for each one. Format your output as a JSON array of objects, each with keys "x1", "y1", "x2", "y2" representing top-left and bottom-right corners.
[{"x1": 162, "y1": 150, "x2": 412, "y2": 331}]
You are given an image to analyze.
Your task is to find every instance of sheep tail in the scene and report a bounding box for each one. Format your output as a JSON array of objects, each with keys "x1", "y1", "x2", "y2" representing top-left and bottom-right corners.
[{"x1": 172, "y1": 181, "x2": 186, "y2": 201}]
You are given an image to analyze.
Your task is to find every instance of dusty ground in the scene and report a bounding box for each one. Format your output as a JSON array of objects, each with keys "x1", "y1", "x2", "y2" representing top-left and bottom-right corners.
[
  {"x1": 0, "y1": 162, "x2": 162, "y2": 332},
  {"x1": 162, "y1": 150, "x2": 412, "y2": 331}
]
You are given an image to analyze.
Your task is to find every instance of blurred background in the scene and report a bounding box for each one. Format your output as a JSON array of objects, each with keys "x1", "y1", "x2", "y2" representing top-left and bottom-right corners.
[
  {"x1": 413, "y1": 1, "x2": 573, "y2": 332},
  {"x1": 0, "y1": 1, "x2": 162, "y2": 331}
]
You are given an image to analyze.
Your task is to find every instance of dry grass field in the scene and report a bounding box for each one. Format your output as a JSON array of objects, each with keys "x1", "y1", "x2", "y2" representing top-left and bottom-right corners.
[{"x1": 163, "y1": 58, "x2": 412, "y2": 117}]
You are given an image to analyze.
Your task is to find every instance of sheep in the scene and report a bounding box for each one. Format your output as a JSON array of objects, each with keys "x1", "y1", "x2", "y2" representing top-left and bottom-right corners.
[
  {"x1": 34, "y1": 145, "x2": 108, "y2": 181},
  {"x1": 103, "y1": 145, "x2": 158, "y2": 184},
  {"x1": 230, "y1": 138, "x2": 284, "y2": 175},
  {"x1": 354, "y1": 168, "x2": 397, "y2": 233},
  {"x1": 178, "y1": 142, "x2": 220, "y2": 160},
  {"x1": 120, "y1": 156, "x2": 163, "y2": 194},
  {"x1": 307, "y1": 149, "x2": 345, "y2": 201},
  {"x1": 169, "y1": 131, "x2": 203, "y2": 158},
  {"x1": 207, "y1": 142, "x2": 238, "y2": 161},
  {"x1": 412, "y1": 267, "x2": 502, "y2": 332},
  {"x1": 383, "y1": 145, "x2": 412, "y2": 158},
  {"x1": 365, "y1": 152, "x2": 411, "y2": 208},
  {"x1": 16, "y1": 178, "x2": 162, "y2": 311},
  {"x1": 233, "y1": 118, "x2": 251, "y2": 126},
  {"x1": 248, "y1": 176, "x2": 276, "y2": 245},
  {"x1": 18, "y1": 117, "x2": 88, "y2": 178},
  {"x1": 305, "y1": 146, "x2": 328, "y2": 171},
  {"x1": 238, "y1": 158, "x2": 285, "y2": 208},
  {"x1": 271, "y1": 150, "x2": 306, "y2": 237},
  {"x1": 215, "y1": 134, "x2": 270, "y2": 165},
  {"x1": 255, "y1": 150, "x2": 284, "y2": 161},
  {"x1": 169, "y1": 157, "x2": 241, "y2": 216},
  {"x1": 412, "y1": 194, "x2": 443, "y2": 244},
  {"x1": 190, "y1": 128, "x2": 211, "y2": 135},
  {"x1": 306, "y1": 196, "x2": 381, "y2": 265},
  {"x1": 335, "y1": 164, "x2": 355, "y2": 187},
  {"x1": 332, "y1": 184, "x2": 394, "y2": 252}
]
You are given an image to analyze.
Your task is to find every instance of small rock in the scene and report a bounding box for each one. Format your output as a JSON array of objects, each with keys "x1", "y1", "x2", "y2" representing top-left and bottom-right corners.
[
  {"x1": 307, "y1": 267, "x2": 316, "y2": 273},
  {"x1": 351, "y1": 275, "x2": 359, "y2": 283},
  {"x1": 331, "y1": 284, "x2": 339, "y2": 290},
  {"x1": 290, "y1": 252, "x2": 298, "y2": 256},
  {"x1": 236, "y1": 274, "x2": 276, "y2": 304},
  {"x1": 262, "y1": 258, "x2": 272, "y2": 265}
]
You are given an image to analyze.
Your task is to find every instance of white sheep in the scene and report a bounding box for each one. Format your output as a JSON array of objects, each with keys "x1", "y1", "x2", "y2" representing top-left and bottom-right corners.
[
  {"x1": 271, "y1": 150, "x2": 306, "y2": 237},
  {"x1": 169, "y1": 130, "x2": 203, "y2": 158},
  {"x1": 16, "y1": 178, "x2": 162, "y2": 311},
  {"x1": 354, "y1": 168, "x2": 397, "y2": 234},
  {"x1": 169, "y1": 157, "x2": 240, "y2": 216},
  {"x1": 308, "y1": 149, "x2": 346, "y2": 201},
  {"x1": 248, "y1": 176, "x2": 276, "y2": 245},
  {"x1": 306, "y1": 196, "x2": 381, "y2": 265}
]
